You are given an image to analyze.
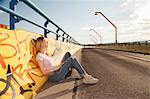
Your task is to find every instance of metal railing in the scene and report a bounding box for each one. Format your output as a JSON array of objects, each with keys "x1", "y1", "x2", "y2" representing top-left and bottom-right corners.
[
  {"x1": 0, "y1": 0, "x2": 80, "y2": 45},
  {"x1": 98, "y1": 40, "x2": 150, "y2": 46}
]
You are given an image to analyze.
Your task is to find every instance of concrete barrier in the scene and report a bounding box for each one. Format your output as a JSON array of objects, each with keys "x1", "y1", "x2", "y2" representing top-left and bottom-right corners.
[
  {"x1": 97, "y1": 43, "x2": 150, "y2": 54},
  {"x1": 0, "y1": 28, "x2": 82, "y2": 99}
]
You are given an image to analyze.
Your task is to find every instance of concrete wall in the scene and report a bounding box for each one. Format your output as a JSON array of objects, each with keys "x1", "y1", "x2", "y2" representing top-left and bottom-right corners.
[
  {"x1": 97, "y1": 43, "x2": 150, "y2": 54},
  {"x1": 0, "y1": 28, "x2": 82, "y2": 99}
]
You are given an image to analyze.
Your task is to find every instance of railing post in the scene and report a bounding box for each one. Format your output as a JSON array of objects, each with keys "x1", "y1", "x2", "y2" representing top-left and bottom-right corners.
[
  {"x1": 145, "y1": 41, "x2": 148, "y2": 45},
  {"x1": 66, "y1": 35, "x2": 69, "y2": 43},
  {"x1": 56, "y1": 28, "x2": 60, "y2": 40},
  {"x1": 44, "y1": 20, "x2": 49, "y2": 37},
  {"x1": 69, "y1": 37, "x2": 72, "y2": 43},
  {"x1": 10, "y1": 0, "x2": 19, "y2": 30},
  {"x1": 62, "y1": 33, "x2": 65, "y2": 42}
]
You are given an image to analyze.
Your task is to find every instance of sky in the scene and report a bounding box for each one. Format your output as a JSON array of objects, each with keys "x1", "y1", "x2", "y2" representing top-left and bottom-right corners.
[{"x1": 0, "y1": 0, "x2": 150, "y2": 44}]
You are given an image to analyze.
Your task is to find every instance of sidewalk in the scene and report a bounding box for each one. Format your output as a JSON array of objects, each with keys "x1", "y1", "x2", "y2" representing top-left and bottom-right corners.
[{"x1": 35, "y1": 79, "x2": 75, "y2": 99}]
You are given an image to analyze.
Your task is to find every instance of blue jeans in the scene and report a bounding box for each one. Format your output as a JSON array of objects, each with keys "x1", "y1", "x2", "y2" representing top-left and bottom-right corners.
[{"x1": 48, "y1": 52, "x2": 85, "y2": 82}]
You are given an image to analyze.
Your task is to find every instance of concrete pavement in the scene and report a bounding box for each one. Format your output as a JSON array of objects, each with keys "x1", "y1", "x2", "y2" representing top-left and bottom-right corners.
[{"x1": 76, "y1": 48, "x2": 150, "y2": 99}]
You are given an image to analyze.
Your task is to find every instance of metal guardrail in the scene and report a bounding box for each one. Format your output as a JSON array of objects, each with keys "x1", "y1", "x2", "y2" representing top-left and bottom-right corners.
[
  {"x1": 0, "y1": 0, "x2": 81, "y2": 45},
  {"x1": 0, "y1": 5, "x2": 79, "y2": 45},
  {"x1": 106, "y1": 40, "x2": 150, "y2": 45},
  {"x1": 83, "y1": 40, "x2": 150, "y2": 47}
]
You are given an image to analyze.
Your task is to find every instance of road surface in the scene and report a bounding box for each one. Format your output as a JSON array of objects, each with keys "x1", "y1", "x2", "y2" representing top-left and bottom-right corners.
[{"x1": 75, "y1": 48, "x2": 150, "y2": 99}]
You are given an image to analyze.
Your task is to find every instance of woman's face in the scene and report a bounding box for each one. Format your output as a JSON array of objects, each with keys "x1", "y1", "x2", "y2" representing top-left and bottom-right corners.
[{"x1": 41, "y1": 38, "x2": 48, "y2": 48}]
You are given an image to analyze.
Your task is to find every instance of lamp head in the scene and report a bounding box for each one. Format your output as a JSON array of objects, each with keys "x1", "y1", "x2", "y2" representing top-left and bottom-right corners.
[
  {"x1": 89, "y1": 29, "x2": 93, "y2": 31},
  {"x1": 95, "y1": 12, "x2": 99, "y2": 15},
  {"x1": 95, "y1": 12, "x2": 98, "y2": 15},
  {"x1": 95, "y1": 12, "x2": 101, "y2": 15}
]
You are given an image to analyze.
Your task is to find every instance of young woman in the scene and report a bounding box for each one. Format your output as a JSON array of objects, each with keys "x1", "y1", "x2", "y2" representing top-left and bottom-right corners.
[{"x1": 35, "y1": 37, "x2": 98, "y2": 84}]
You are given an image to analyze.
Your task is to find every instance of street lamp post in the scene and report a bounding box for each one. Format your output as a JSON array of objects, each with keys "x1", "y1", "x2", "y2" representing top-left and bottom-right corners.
[
  {"x1": 89, "y1": 29, "x2": 102, "y2": 44},
  {"x1": 95, "y1": 12, "x2": 118, "y2": 44},
  {"x1": 89, "y1": 34, "x2": 98, "y2": 44},
  {"x1": 90, "y1": 37, "x2": 97, "y2": 44}
]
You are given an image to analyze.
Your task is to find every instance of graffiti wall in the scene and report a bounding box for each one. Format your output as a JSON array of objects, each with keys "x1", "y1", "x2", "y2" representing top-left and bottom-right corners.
[{"x1": 0, "y1": 28, "x2": 82, "y2": 99}]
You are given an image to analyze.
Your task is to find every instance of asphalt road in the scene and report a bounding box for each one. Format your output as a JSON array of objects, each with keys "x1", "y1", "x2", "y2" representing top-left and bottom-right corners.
[{"x1": 76, "y1": 48, "x2": 150, "y2": 99}]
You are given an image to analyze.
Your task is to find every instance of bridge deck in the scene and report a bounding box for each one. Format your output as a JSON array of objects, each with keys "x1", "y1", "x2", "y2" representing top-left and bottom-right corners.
[
  {"x1": 36, "y1": 48, "x2": 150, "y2": 99},
  {"x1": 76, "y1": 48, "x2": 150, "y2": 99}
]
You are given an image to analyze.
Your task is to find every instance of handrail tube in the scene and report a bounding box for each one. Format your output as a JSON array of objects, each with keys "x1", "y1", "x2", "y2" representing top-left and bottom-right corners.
[
  {"x1": 9, "y1": 0, "x2": 80, "y2": 45},
  {"x1": 20, "y1": 0, "x2": 74, "y2": 42},
  {"x1": 0, "y1": 6, "x2": 48, "y2": 31},
  {"x1": 21, "y1": 0, "x2": 60, "y2": 30},
  {"x1": 72, "y1": 38, "x2": 80, "y2": 45},
  {"x1": 0, "y1": 5, "x2": 77, "y2": 44}
]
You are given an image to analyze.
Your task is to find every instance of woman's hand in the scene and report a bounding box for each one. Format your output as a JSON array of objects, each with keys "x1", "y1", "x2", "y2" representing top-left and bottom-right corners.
[
  {"x1": 51, "y1": 49, "x2": 56, "y2": 56},
  {"x1": 47, "y1": 71, "x2": 54, "y2": 76},
  {"x1": 49, "y1": 48, "x2": 57, "y2": 57}
]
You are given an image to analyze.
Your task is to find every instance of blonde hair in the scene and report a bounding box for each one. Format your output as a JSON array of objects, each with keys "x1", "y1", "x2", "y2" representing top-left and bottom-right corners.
[{"x1": 35, "y1": 37, "x2": 45, "y2": 53}]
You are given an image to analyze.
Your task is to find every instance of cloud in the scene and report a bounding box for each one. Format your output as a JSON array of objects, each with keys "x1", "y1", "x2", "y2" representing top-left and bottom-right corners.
[
  {"x1": 118, "y1": 0, "x2": 150, "y2": 41},
  {"x1": 121, "y1": 0, "x2": 150, "y2": 20},
  {"x1": 120, "y1": 0, "x2": 133, "y2": 7},
  {"x1": 120, "y1": 0, "x2": 141, "y2": 7},
  {"x1": 79, "y1": 0, "x2": 150, "y2": 43},
  {"x1": 80, "y1": 25, "x2": 114, "y2": 33},
  {"x1": 131, "y1": 3, "x2": 150, "y2": 21}
]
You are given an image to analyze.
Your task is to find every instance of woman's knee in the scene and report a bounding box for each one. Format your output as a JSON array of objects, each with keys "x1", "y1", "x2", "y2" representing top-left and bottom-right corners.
[{"x1": 65, "y1": 52, "x2": 71, "y2": 57}]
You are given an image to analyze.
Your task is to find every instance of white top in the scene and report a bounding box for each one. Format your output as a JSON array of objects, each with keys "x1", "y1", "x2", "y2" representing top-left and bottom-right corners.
[{"x1": 36, "y1": 53, "x2": 56, "y2": 73}]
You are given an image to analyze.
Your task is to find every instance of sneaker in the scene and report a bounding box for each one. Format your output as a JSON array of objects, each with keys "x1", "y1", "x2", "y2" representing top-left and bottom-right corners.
[{"x1": 83, "y1": 75, "x2": 98, "y2": 84}]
